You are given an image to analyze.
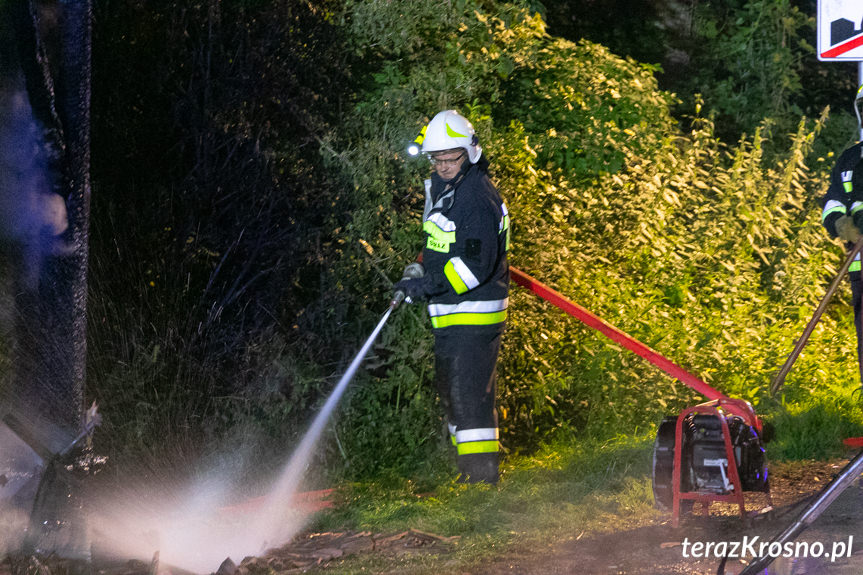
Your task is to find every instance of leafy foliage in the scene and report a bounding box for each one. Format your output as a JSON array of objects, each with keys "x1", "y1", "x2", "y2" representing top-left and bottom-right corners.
[
  {"x1": 498, "y1": 107, "x2": 857, "y2": 447},
  {"x1": 543, "y1": 0, "x2": 859, "y2": 149},
  {"x1": 316, "y1": 0, "x2": 682, "y2": 472},
  {"x1": 686, "y1": 0, "x2": 812, "y2": 137}
]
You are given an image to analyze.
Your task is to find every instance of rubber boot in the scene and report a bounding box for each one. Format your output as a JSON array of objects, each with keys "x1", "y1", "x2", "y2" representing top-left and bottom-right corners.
[{"x1": 457, "y1": 452, "x2": 499, "y2": 485}]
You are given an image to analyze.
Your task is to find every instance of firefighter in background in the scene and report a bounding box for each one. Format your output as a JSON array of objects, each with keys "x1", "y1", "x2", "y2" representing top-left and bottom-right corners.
[
  {"x1": 395, "y1": 110, "x2": 511, "y2": 484},
  {"x1": 821, "y1": 86, "x2": 863, "y2": 380}
]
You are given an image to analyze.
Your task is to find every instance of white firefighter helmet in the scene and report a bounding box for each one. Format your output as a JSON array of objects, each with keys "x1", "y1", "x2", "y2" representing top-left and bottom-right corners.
[{"x1": 420, "y1": 110, "x2": 482, "y2": 164}]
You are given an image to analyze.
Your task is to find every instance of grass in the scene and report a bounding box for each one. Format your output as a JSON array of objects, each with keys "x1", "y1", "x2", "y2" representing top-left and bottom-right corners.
[
  {"x1": 768, "y1": 383, "x2": 863, "y2": 460},
  {"x1": 303, "y1": 433, "x2": 663, "y2": 574}
]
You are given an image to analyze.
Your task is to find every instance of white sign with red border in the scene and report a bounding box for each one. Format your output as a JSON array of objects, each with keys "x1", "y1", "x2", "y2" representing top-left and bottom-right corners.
[{"x1": 818, "y1": 0, "x2": 863, "y2": 61}]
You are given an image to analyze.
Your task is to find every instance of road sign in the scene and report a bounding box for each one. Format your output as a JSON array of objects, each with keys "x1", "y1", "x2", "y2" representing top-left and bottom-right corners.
[{"x1": 818, "y1": 0, "x2": 863, "y2": 61}]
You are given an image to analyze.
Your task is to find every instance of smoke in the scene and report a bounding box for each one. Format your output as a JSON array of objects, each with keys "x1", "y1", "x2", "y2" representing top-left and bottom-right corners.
[
  {"x1": 0, "y1": 53, "x2": 330, "y2": 572},
  {"x1": 0, "y1": 83, "x2": 69, "y2": 287},
  {"x1": 0, "y1": 78, "x2": 80, "y2": 559},
  {"x1": 0, "y1": 76, "x2": 76, "y2": 448},
  {"x1": 0, "y1": 503, "x2": 28, "y2": 557},
  {"x1": 86, "y1": 450, "x2": 314, "y2": 573},
  {"x1": 80, "y1": 300, "x2": 394, "y2": 572}
]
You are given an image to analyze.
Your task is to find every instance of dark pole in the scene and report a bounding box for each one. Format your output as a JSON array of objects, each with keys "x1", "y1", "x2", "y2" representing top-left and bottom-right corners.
[
  {"x1": 51, "y1": 0, "x2": 92, "y2": 436},
  {"x1": 2, "y1": 0, "x2": 94, "y2": 564},
  {"x1": 4, "y1": 0, "x2": 90, "y2": 450}
]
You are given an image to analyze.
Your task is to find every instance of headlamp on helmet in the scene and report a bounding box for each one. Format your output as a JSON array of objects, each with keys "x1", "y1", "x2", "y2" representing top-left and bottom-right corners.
[{"x1": 407, "y1": 126, "x2": 427, "y2": 156}]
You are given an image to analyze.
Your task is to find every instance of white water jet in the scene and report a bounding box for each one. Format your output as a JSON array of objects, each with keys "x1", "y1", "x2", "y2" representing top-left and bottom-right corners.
[{"x1": 247, "y1": 305, "x2": 394, "y2": 544}]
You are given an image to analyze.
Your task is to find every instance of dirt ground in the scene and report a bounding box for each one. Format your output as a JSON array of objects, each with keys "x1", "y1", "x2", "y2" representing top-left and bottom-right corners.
[
  {"x1": 468, "y1": 459, "x2": 863, "y2": 575},
  {"x1": 275, "y1": 459, "x2": 863, "y2": 575},
  {"x1": 4, "y1": 458, "x2": 863, "y2": 575}
]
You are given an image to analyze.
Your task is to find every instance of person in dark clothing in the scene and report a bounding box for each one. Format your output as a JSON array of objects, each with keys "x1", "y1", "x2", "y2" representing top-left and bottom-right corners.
[
  {"x1": 821, "y1": 88, "x2": 863, "y2": 379},
  {"x1": 395, "y1": 110, "x2": 510, "y2": 484}
]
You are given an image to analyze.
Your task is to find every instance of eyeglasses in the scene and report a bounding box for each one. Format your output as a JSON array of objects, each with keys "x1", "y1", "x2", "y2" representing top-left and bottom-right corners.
[{"x1": 430, "y1": 152, "x2": 465, "y2": 168}]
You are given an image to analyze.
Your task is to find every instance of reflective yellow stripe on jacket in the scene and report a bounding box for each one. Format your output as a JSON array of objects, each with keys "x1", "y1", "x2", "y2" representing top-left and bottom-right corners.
[
  {"x1": 423, "y1": 212, "x2": 456, "y2": 253},
  {"x1": 428, "y1": 298, "x2": 508, "y2": 328},
  {"x1": 444, "y1": 256, "x2": 480, "y2": 295},
  {"x1": 500, "y1": 203, "x2": 510, "y2": 250}
]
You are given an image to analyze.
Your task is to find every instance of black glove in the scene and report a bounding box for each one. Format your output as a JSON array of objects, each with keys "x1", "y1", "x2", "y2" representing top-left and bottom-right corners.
[{"x1": 393, "y1": 276, "x2": 431, "y2": 303}]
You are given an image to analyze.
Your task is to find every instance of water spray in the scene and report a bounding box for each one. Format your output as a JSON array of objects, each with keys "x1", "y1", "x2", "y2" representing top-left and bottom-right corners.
[
  {"x1": 84, "y1": 263, "x2": 426, "y2": 573},
  {"x1": 248, "y1": 263, "x2": 424, "y2": 541}
]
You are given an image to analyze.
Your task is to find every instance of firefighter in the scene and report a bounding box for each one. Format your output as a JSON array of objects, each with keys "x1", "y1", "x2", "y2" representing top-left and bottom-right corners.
[
  {"x1": 394, "y1": 110, "x2": 511, "y2": 484},
  {"x1": 821, "y1": 86, "x2": 863, "y2": 380}
]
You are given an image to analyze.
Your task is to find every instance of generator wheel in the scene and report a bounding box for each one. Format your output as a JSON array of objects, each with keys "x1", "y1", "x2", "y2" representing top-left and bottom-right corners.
[{"x1": 652, "y1": 416, "x2": 677, "y2": 509}]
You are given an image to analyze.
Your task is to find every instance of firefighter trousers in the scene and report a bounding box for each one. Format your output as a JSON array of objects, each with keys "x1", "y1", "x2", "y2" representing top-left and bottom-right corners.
[
  {"x1": 433, "y1": 324, "x2": 503, "y2": 484},
  {"x1": 852, "y1": 274, "x2": 863, "y2": 382}
]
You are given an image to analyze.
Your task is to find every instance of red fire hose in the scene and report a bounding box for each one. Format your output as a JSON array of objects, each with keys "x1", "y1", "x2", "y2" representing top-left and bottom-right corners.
[
  {"x1": 414, "y1": 251, "x2": 757, "y2": 425},
  {"x1": 509, "y1": 265, "x2": 760, "y2": 428}
]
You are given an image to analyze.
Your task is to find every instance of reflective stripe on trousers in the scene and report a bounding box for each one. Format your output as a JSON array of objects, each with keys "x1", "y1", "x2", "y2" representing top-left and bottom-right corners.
[
  {"x1": 428, "y1": 298, "x2": 508, "y2": 328},
  {"x1": 455, "y1": 427, "x2": 499, "y2": 455}
]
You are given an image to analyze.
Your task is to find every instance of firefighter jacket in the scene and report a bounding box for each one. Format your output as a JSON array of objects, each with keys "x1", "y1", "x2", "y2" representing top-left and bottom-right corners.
[
  {"x1": 420, "y1": 156, "x2": 510, "y2": 330},
  {"x1": 821, "y1": 141, "x2": 863, "y2": 275}
]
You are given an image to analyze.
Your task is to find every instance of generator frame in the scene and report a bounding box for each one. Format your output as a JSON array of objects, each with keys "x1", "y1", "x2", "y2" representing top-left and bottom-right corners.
[{"x1": 671, "y1": 399, "x2": 769, "y2": 527}]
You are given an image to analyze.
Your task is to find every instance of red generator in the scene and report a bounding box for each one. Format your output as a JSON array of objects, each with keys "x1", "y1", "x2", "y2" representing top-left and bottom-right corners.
[{"x1": 652, "y1": 398, "x2": 770, "y2": 526}]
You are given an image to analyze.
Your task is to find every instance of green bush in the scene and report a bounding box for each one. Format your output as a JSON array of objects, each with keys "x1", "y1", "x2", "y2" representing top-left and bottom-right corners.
[
  {"x1": 499, "y1": 109, "x2": 858, "y2": 446},
  {"x1": 319, "y1": 0, "x2": 863, "y2": 476}
]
